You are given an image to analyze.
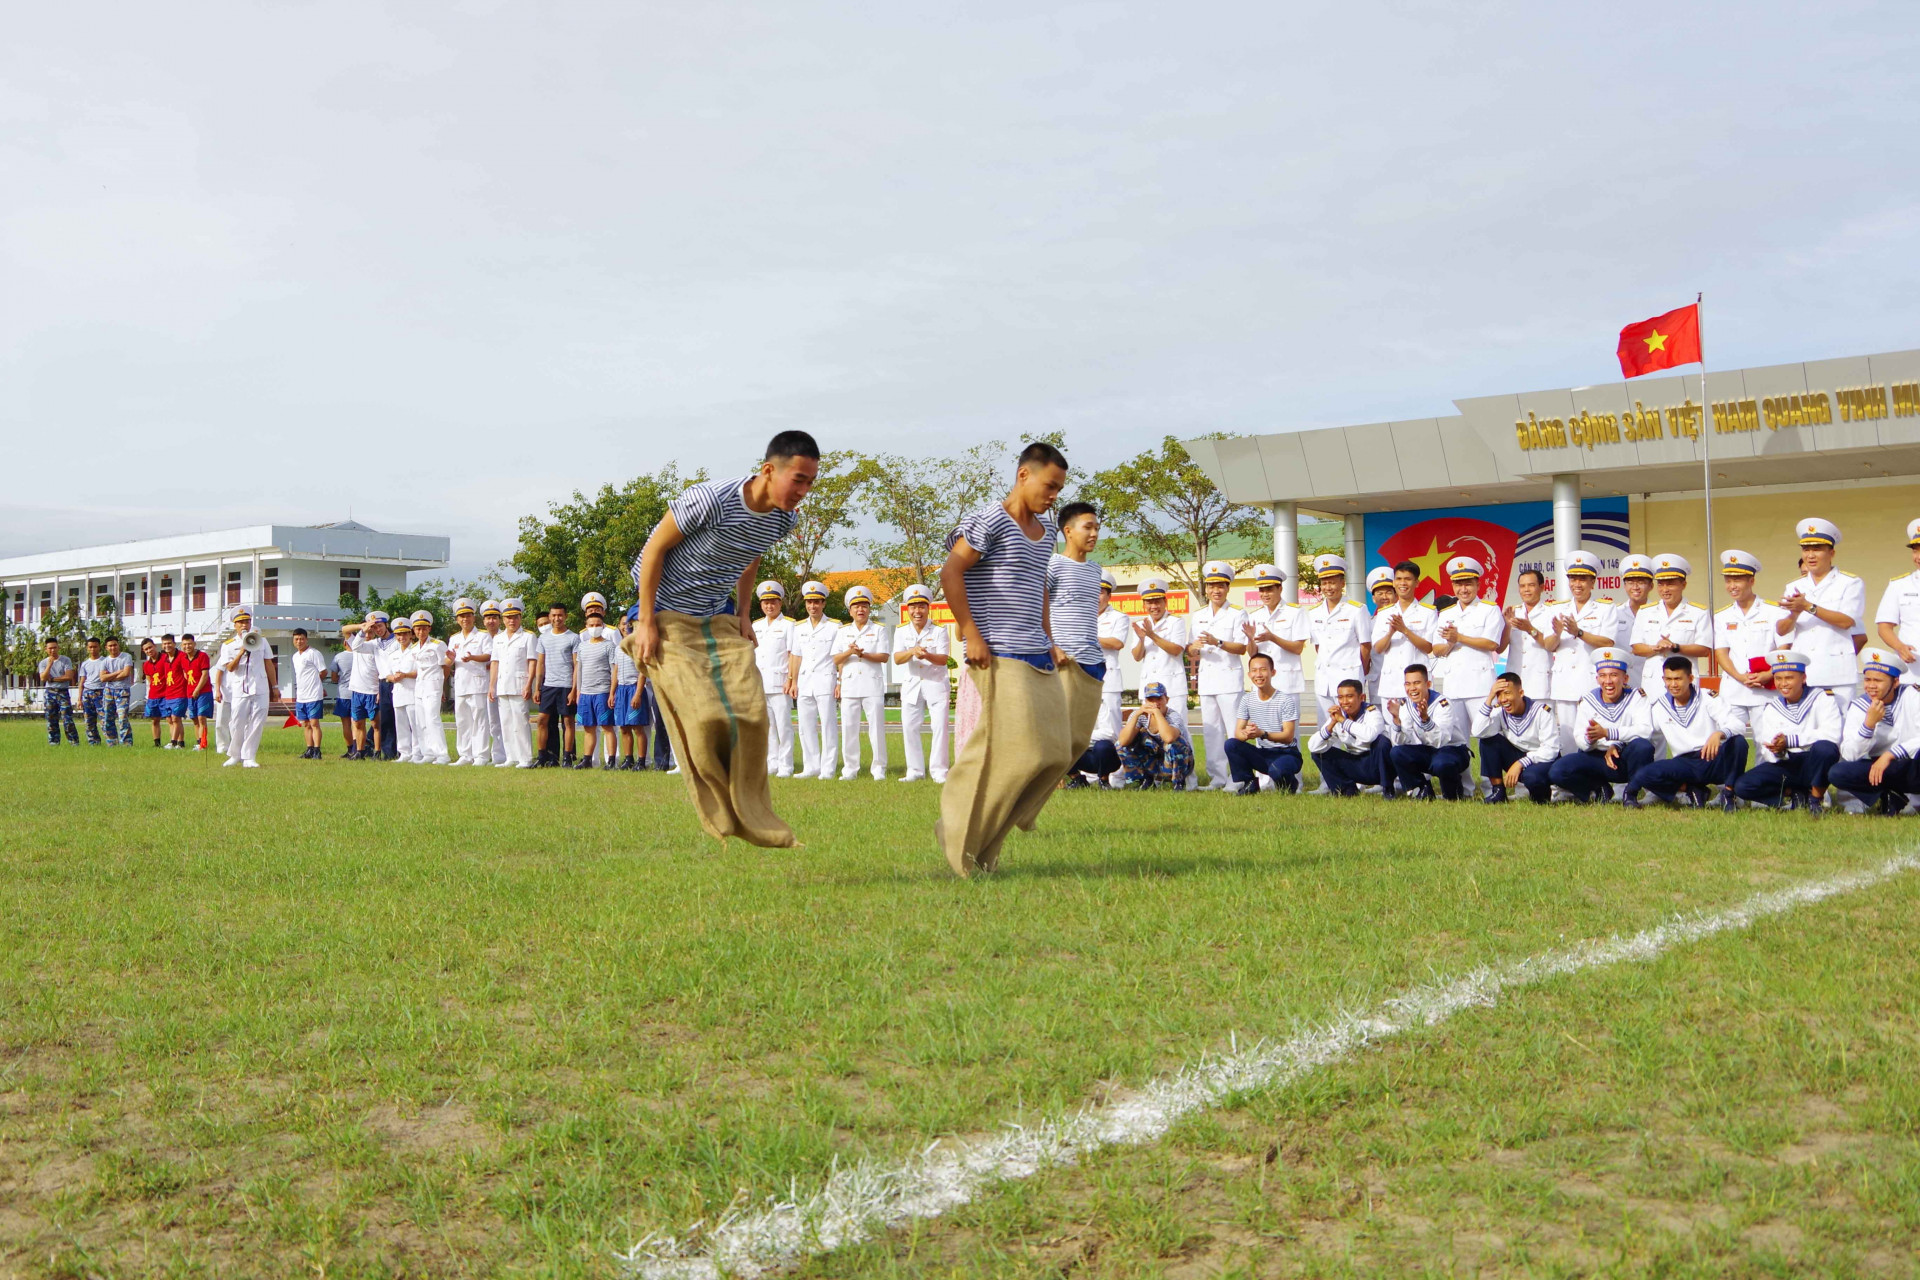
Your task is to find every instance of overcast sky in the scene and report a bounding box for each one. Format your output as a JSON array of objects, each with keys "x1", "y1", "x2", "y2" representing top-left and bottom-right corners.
[{"x1": 5, "y1": 1, "x2": 1916, "y2": 582}]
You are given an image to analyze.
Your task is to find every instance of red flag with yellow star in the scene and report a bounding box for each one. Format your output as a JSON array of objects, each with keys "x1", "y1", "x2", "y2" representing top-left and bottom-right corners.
[{"x1": 1617, "y1": 303, "x2": 1701, "y2": 378}]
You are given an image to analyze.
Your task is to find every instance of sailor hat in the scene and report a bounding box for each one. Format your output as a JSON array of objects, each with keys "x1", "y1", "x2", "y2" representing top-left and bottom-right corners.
[
  {"x1": 1719, "y1": 549, "x2": 1760, "y2": 576},
  {"x1": 1906, "y1": 518, "x2": 1920, "y2": 548},
  {"x1": 501, "y1": 598, "x2": 525, "y2": 615},
  {"x1": 1619, "y1": 554, "x2": 1656, "y2": 581},
  {"x1": 756, "y1": 580, "x2": 786, "y2": 600},
  {"x1": 1652, "y1": 553, "x2": 1691, "y2": 580},
  {"x1": 410, "y1": 610, "x2": 433, "y2": 626},
  {"x1": 801, "y1": 580, "x2": 829, "y2": 601},
  {"x1": 1564, "y1": 550, "x2": 1602, "y2": 577},
  {"x1": 1592, "y1": 646, "x2": 1630, "y2": 673},
  {"x1": 1312, "y1": 554, "x2": 1347, "y2": 577},
  {"x1": 1139, "y1": 578, "x2": 1169, "y2": 599},
  {"x1": 481, "y1": 599, "x2": 502, "y2": 616},
  {"x1": 1446, "y1": 555, "x2": 1485, "y2": 580},
  {"x1": 365, "y1": 609, "x2": 389, "y2": 624},
  {"x1": 901, "y1": 584, "x2": 933, "y2": 606},
  {"x1": 453, "y1": 597, "x2": 476, "y2": 615},
  {"x1": 1253, "y1": 563, "x2": 1286, "y2": 587},
  {"x1": 1201, "y1": 559, "x2": 1234, "y2": 584},
  {"x1": 844, "y1": 585, "x2": 875, "y2": 607},
  {"x1": 1797, "y1": 517, "x2": 1840, "y2": 548},
  {"x1": 1365, "y1": 567, "x2": 1395, "y2": 593},
  {"x1": 1861, "y1": 648, "x2": 1905, "y2": 679},
  {"x1": 581, "y1": 591, "x2": 607, "y2": 612},
  {"x1": 1099, "y1": 569, "x2": 1117, "y2": 589},
  {"x1": 1767, "y1": 649, "x2": 1810, "y2": 673},
  {"x1": 231, "y1": 604, "x2": 253, "y2": 622}
]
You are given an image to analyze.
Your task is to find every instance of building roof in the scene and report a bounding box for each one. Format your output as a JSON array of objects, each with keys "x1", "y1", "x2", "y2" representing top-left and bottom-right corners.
[{"x1": 0, "y1": 523, "x2": 450, "y2": 579}]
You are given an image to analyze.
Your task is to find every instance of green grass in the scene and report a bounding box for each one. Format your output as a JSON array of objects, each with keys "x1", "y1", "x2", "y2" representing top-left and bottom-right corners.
[{"x1": 1, "y1": 719, "x2": 1915, "y2": 1277}]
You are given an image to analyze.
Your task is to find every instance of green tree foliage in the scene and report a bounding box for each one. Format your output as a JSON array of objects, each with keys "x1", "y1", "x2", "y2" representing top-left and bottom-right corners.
[
  {"x1": 1076, "y1": 433, "x2": 1268, "y2": 595},
  {"x1": 502, "y1": 464, "x2": 704, "y2": 630},
  {"x1": 786, "y1": 450, "x2": 872, "y2": 585},
  {"x1": 3, "y1": 600, "x2": 127, "y2": 680}
]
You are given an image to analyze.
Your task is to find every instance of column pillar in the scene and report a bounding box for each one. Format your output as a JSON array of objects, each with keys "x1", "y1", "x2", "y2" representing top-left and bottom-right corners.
[
  {"x1": 1552, "y1": 474, "x2": 1582, "y2": 594},
  {"x1": 1271, "y1": 502, "x2": 1298, "y2": 605},
  {"x1": 1343, "y1": 513, "x2": 1366, "y2": 585}
]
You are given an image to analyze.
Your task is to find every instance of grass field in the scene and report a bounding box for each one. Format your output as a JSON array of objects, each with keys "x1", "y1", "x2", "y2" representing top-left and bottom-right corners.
[{"x1": 3, "y1": 719, "x2": 1918, "y2": 1278}]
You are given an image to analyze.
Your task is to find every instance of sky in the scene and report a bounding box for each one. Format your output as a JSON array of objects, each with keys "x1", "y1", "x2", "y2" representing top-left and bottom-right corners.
[{"x1": 5, "y1": 1, "x2": 1917, "y2": 584}]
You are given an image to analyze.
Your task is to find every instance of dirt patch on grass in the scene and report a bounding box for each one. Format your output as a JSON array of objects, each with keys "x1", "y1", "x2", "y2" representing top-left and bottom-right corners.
[{"x1": 365, "y1": 1101, "x2": 499, "y2": 1156}]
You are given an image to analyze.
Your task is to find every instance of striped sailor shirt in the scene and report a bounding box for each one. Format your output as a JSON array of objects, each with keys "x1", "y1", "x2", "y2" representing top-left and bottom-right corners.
[
  {"x1": 1046, "y1": 554, "x2": 1106, "y2": 667},
  {"x1": 1234, "y1": 688, "x2": 1299, "y2": 742},
  {"x1": 948, "y1": 505, "x2": 1057, "y2": 656},
  {"x1": 648, "y1": 475, "x2": 799, "y2": 618}
]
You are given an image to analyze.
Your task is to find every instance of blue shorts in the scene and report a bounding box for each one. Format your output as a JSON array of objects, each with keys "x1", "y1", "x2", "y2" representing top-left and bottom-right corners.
[
  {"x1": 577, "y1": 692, "x2": 612, "y2": 727},
  {"x1": 612, "y1": 684, "x2": 643, "y2": 727},
  {"x1": 296, "y1": 700, "x2": 324, "y2": 721},
  {"x1": 146, "y1": 698, "x2": 166, "y2": 720},
  {"x1": 335, "y1": 697, "x2": 352, "y2": 719},
  {"x1": 160, "y1": 697, "x2": 186, "y2": 717},
  {"x1": 189, "y1": 692, "x2": 214, "y2": 718},
  {"x1": 351, "y1": 690, "x2": 381, "y2": 720}
]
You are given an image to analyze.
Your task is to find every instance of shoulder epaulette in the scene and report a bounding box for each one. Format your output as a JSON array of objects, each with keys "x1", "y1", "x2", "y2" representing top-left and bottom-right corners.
[
  {"x1": 1760, "y1": 598, "x2": 1779, "y2": 606},
  {"x1": 1436, "y1": 697, "x2": 1449, "y2": 706},
  {"x1": 1821, "y1": 689, "x2": 1835, "y2": 697},
  {"x1": 1895, "y1": 576, "x2": 1910, "y2": 584},
  {"x1": 1838, "y1": 569, "x2": 1859, "y2": 579}
]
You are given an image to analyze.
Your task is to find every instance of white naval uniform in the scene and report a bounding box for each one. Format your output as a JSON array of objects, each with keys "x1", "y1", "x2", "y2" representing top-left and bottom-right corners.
[
  {"x1": 411, "y1": 638, "x2": 450, "y2": 762},
  {"x1": 1752, "y1": 690, "x2": 1841, "y2": 762},
  {"x1": 491, "y1": 628, "x2": 538, "y2": 767},
  {"x1": 1189, "y1": 602, "x2": 1248, "y2": 790},
  {"x1": 1371, "y1": 599, "x2": 1439, "y2": 703},
  {"x1": 1647, "y1": 689, "x2": 1738, "y2": 759},
  {"x1": 1571, "y1": 686, "x2": 1654, "y2": 752},
  {"x1": 1308, "y1": 598, "x2": 1369, "y2": 721},
  {"x1": 219, "y1": 636, "x2": 271, "y2": 765},
  {"x1": 1781, "y1": 568, "x2": 1867, "y2": 699},
  {"x1": 1629, "y1": 599, "x2": 1714, "y2": 692},
  {"x1": 1246, "y1": 601, "x2": 1309, "y2": 698},
  {"x1": 753, "y1": 614, "x2": 798, "y2": 777},
  {"x1": 1384, "y1": 695, "x2": 1467, "y2": 749},
  {"x1": 834, "y1": 619, "x2": 890, "y2": 779},
  {"x1": 384, "y1": 644, "x2": 417, "y2": 760},
  {"x1": 1307, "y1": 701, "x2": 1386, "y2": 755},
  {"x1": 1093, "y1": 606, "x2": 1131, "y2": 744},
  {"x1": 893, "y1": 621, "x2": 951, "y2": 781},
  {"x1": 1839, "y1": 689, "x2": 1920, "y2": 763},
  {"x1": 1432, "y1": 597, "x2": 1506, "y2": 765},
  {"x1": 210, "y1": 659, "x2": 230, "y2": 754},
  {"x1": 1713, "y1": 597, "x2": 1789, "y2": 735},
  {"x1": 791, "y1": 615, "x2": 841, "y2": 778},
  {"x1": 1546, "y1": 597, "x2": 1628, "y2": 754},
  {"x1": 1874, "y1": 569, "x2": 1920, "y2": 686},
  {"x1": 1504, "y1": 600, "x2": 1557, "y2": 700},
  {"x1": 448, "y1": 627, "x2": 495, "y2": 764},
  {"x1": 1469, "y1": 697, "x2": 1560, "y2": 764},
  {"x1": 1617, "y1": 601, "x2": 1651, "y2": 689}
]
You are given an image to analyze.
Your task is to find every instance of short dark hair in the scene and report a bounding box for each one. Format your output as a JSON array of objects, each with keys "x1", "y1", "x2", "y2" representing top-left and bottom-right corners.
[
  {"x1": 292, "y1": 627, "x2": 308, "y2": 638},
  {"x1": 1393, "y1": 560, "x2": 1420, "y2": 578},
  {"x1": 85, "y1": 636, "x2": 100, "y2": 645},
  {"x1": 1018, "y1": 441, "x2": 1069, "y2": 472},
  {"x1": 1518, "y1": 568, "x2": 1545, "y2": 587},
  {"x1": 43, "y1": 638, "x2": 57, "y2": 647},
  {"x1": 1249, "y1": 652, "x2": 1274, "y2": 669},
  {"x1": 1663, "y1": 655, "x2": 1694, "y2": 675},
  {"x1": 765, "y1": 430, "x2": 820, "y2": 463},
  {"x1": 105, "y1": 636, "x2": 121, "y2": 646},
  {"x1": 550, "y1": 603, "x2": 567, "y2": 613},
  {"x1": 1404, "y1": 662, "x2": 1428, "y2": 679},
  {"x1": 160, "y1": 633, "x2": 174, "y2": 641},
  {"x1": 1338, "y1": 678, "x2": 1364, "y2": 695},
  {"x1": 1495, "y1": 671, "x2": 1524, "y2": 690},
  {"x1": 182, "y1": 633, "x2": 195, "y2": 642},
  {"x1": 1056, "y1": 501, "x2": 1098, "y2": 529}
]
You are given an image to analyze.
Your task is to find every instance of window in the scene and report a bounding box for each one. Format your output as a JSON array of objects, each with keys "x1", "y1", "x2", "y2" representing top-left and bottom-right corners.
[
  {"x1": 339, "y1": 568, "x2": 361, "y2": 602},
  {"x1": 159, "y1": 576, "x2": 173, "y2": 613},
  {"x1": 12, "y1": 591, "x2": 22, "y2": 624},
  {"x1": 192, "y1": 574, "x2": 207, "y2": 611},
  {"x1": 96, "y1": 588, "x2": 114, "y2": 616},
  {"x1": 225, "y1": 570, "x2": 241, "y2": 607},
  {"x1": 39, "y1": 589, "x2": 51, "y2": 619},
  {"x1": 263, "y1": 567, "x2": 279, "y2": 605},
  {"x1": 138, "y1": 576, "x2": 148, "y2": 614}
]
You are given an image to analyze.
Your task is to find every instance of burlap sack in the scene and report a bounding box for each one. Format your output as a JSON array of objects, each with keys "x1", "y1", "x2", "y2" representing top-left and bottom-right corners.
[
  {"x1": 643, "y1": 611, "x2": 796, "y2": 849},
  {"x1": 936, "y1": 657, "x2": 1076, "y2": 876},
  {"x1": 1008, "y1": 658, "x2": 1105, "y2": 836}
]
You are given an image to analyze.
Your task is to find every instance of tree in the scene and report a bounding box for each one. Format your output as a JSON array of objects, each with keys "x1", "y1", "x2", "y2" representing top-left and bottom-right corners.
[
  {"x1": 2, "y1": 600, "x2": 126, "y2": 681},
  {"x1": 502, "y1": 464, "x2": 704, "y2": 629},
  {"x1": 1076, "y1": 434, "x2": 1269, "y2": 595}
]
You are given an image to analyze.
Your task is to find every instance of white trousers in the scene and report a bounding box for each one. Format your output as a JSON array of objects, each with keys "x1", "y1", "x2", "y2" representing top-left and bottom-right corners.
[
  {"x1": 227, "y1": 694, "x2": 267, "y2": 764},
  {"x1": 413, "y1": 683, "x2": 449, "y2": 761},
  {"x1": 899, "y1": 682, "x2": 950, "y2": 780},
  {"x1": 497, "y1": 694, "x2": 533, "y2": 766},
  {"x1": 211, "y1": 692, "x2": 231, "y2": 753},
  {"x1": 1094, "y1": 688, "x2": 1123, "y2": 742},
  {"x1": 394, "y1": 698, "x2": 416, "y2": 759},
  {"x1": 454, "y1": 691, "x2": 492, "y2": 764},
  {"x1": 796, "y1": 692, "x2": 838, "y2": 777},
  {"x1": 1197, "y1": 691, "x2": 1237, "y2": 788},
  {"x1": 764, "y1": 691, "x2": 794, "y2": 776},
  {"x1": 1552, "y1": 699, "x2": 1585, "y2": 756},
  {"x1": 486, "y1": 692, "x2": 507, "y2": 763},
  {"x1": 840, "y1": 692, "x2": 888, "y2": 779},
  {"x1": 1718, "y1": 701, "x2": 1759, "y2": 737}
]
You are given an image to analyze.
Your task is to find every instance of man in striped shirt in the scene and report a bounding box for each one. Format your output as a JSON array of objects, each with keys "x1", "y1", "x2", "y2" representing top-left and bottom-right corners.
[
  {"x1": 629, "y1": 431, "x2": 819, "y2": 847},
  {"x1": 1048, "y1": 501, "x2": 1109, "y2": 789},
  {"x1": 1223, "y1": 653, "x2": 1302, "y2": 795}
]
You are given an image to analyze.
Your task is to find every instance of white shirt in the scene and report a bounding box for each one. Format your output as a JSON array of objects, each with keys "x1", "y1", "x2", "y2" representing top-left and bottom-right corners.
[
  {"x1": 1308, "y1": 598, "x2": 1369, "y2": 697},
  {"x1": 490, "y1": 629, "x2": 538, "y2": 696},
  {"x1": 791, "y1": 615, "x2": 841, "y2": 698},
  {"x1": 1503, "y1": 600, "x2": 1557, "y2": 699},
  {"x1": 1781, "y1": 569, "x2": 1868, "y2": 688},
  {"x1": 1245, "y1": 602, "x2": 1308, "y2": 695},
  {"x1": 290, "y1": 647, "x2": 329, "y2": 702},
  {"x1": 1188, "y1": 603, "x2": 1247, "y2": 695},
  {"x1": 1647, "y1": 688, "x2": 1737, "y2": 756},
  {"x1": 1629, "y1": 598, "x2": 1714, "y2": 690},
  {"x1": 447, "y1": 628, "x2": 494, "y2": 697},
  {"x1": 220, "y1": 636, "x2": 270, "y2": 701},
  {"x1": 386, "y1": 645, "x2": 417, "y2": 706},
  {"x1": 1097, "y1": 607, "x2": 1132, "y2": 692},
  {"x1": 1370, "y1": 599, "x2": 1438, "y2": 698},
  {"x1": 1840, "y1": 688, "x2": 1920, "y2": 761},
  {"x1": 1568, "y1": 687, "x2": 1653, "y2": 750},
  {"x1": 1874, "y1": 569, "x2": 1920, "y2": 685},
  {"x1": 412, "y1": 639, "x2": 447, "y2": 693},
  {"x1": 1547, "y1": 597, "x2": 1627, "y2": 701},
  {"x1": 1433, "y1": 598, "x2": 1506, "y2": 700},
  {"x1": 1135, "y1": 612, "x2": 1189, "y2": 692},
  {"x1": 833, "y1": 620, "x2": 890, "y2": 699},
  {"x1": 893, "y1": 621, "x2": 950, "y2": 695},
  {"x1": 348, "y1": 633, "x2": 392, "y2": 695},
  {"x1": 1384, "y1": 695, "x2": 1465, "y2": 747},
  {"x1": 1715, "y1": 596, "x2": 1791, "y2": 707},
  {"x1": 1753, "y1": 690, "x2": 1842, "y2": 763},
  {"x1": 1470, "y1": 697, "x2": 1559, "y2": 764},
  {"x1": 753, "y1": 615, "x2": 797, "y2": 695},
  {"x1": 1308, "y1": 702, "x2": 1385, "y2": 754}
]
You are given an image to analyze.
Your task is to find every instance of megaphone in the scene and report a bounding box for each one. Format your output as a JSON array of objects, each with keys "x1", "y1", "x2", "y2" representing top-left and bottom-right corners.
[{"x1": 242, "y1": 631, "x2": 265, "y2": 653}]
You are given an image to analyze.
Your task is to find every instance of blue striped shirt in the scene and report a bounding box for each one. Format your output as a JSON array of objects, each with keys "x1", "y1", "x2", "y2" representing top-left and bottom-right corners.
[
  {"x1": 949, "y1": 505, "x2": 1057, "y2": 655},
  {"x1": 648, "y1": 475, "x2": 799, "y2": 618},
  {"x1": 1046, "y1": 554, "x2": 1105, "y2": 666},
  {"x1": 1235, "y1": 689, "x2": 1300, "y2": 739}
]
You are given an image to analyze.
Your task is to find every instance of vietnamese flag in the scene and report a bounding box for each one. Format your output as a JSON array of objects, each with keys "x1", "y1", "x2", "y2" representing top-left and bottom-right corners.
[{"x1": 1617, "y1": 303, "x2": 1702, "y2": 378}]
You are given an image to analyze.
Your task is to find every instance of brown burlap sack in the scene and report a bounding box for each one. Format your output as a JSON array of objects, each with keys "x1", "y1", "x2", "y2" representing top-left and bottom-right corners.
[
  {"x1": 935, "y1": 657, "x2": 1076, "y2": 876},
  {"x1": 643, "y1": 611, "x2": 796, "y2": 849},
  {"x1": 1008, "y1": 657, "x2": 1105, "y2": 836}
]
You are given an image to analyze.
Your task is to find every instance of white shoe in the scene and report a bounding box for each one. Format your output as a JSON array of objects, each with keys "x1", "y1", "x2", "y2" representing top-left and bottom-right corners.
[
  {"x1": 666, "y1": 765, "x2": 680, "y2": 774},
  {"x1": 795, "y1": 770, "x2": 818, "y2": 780},
  {"x1": 222, "y1": 757, "x2": 239, "y2": 767},
  {"x1": 448, "y1": 758, "x2": 467, "y2": 767},
  {"x1": 775, "y1": 770, "x2": 793, "y2": 778},
  {"x1": 192, "y1": 744, "x2": 205, "y2": 751},
  {"x1": 931, "y1": 773, "x2": 948, "y2": 783},
  {"x1": 900, "y1": 774, "x2": 924, "y2": 783},
  {"x1": 242, "y1": 760, "x2": 260, "y2": 768}
]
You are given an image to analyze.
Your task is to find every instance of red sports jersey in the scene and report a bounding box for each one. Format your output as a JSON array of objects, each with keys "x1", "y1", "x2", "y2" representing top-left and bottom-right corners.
[
  {"x1": 143, "y1": 658, "x2": 168, "y2": 695},
  {"x1": 160, "y1": 653, "x2": 189, "y2": 700},
  {"x1": 182, "y1": 651, "x2": 211, "y2": 696}
]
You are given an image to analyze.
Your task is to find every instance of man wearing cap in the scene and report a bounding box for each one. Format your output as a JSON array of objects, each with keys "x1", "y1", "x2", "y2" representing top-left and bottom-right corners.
[
  {"x1": 1502, "y1": 569, "x2": 1556, "y2": 701},
  {"x1": 1471, "y1": 672, "x2": 1558, "y2": 804},
  {"x1": 1383, "y1": 662, "x2": 1469, "y2": 800},
  {"x1": 1130, "y1": 579, "x2": 1190, "y2": 719},
  {"x1": 1826, "y1": 649, "x2": 1920, "y2": 814},
  {"x1": 480, "y1": 602, "x2": 509, "y2": 764},
  {"x1": 1546, "y1": 551, "x2": 1628, "y2": 755},
  {"x1": 791, "y1": 581, "x2": 840, "y2": 779},
  {"x1": 489, "y1": 599, "x2": 538, "y2": 768},
  {"x1": 752, "y1": 582, "x2": 800, "y2": 778},
  {"x1": 1116, "y1": 681, "x2": 1194, "y2": 790},
  {"x1": 1777, "y1": 518, "x2": 1866, "y2": 703},
  {"x1": 385, "y1": 616, "x2": 419, "y2": 762},
  {"x1": 1307, "y1": 555, "x2": 1370, "y2": 732},
  {"x1": 1187, "y1": 559, "x2": 1249, "y2": 791},
  {"x1": 834, "y1": 585, "x2": 890, "y2": 780},
  {"x1": 1371, "y1": 560, "x2": 1437, "y2": 717},
  {"x1": 1626, "y1": 657, "x2": 1747, "y2": 808},
  {"x1": 409, "y1": 611, "x2": 452, "y2": 764},
  {"x1": 1616, "y1": 555, "x2": 1656, "y2": 689},
  {"x1": 1429, "y1": 557, "x2": 1507, "y2": 796},
  {"x1": 1308, "y1": 678, "x2": 1390, "y2": 796},
  {"x1": 447, "y1": 598, "x2": 494, "y2": 766},
  {"x1": 1241, "y1": 563, "x2": 1309, "y2": 715},
  {"x1": 572, "y1": 594, "x2": 619, "y2": 769},
  {"x1": 339, "y1": 611, "x2": 396, "y2": 760},
  {"x1": 893, "y1": 584, "x2": 951, "y2": 783},
  {"x1": 1732, "y1": 650, "x2": 1840, "y2": 810},
  {"x1": 1711, "y1": 550, "x2": 1786, "y2": 740},
  {"x1": 1629, "y1": 555, "x2": 1714, "y2": 694},
  {"x1": 1545, "y1": 647, "x2": 1653, "y2": 804},
  {"x1": 1362, "y1": 568, "x2": 1395, "y2": 706},
  {"x1": 1872, "y1": 519, "x2": 1920, "y2": 689},
  {"x1": 216, "y1": 606, "x2": 277, "y2": 768}
]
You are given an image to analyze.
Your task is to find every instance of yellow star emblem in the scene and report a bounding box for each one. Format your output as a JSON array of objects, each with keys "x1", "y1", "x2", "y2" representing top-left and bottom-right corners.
[
  {"x1": 1411, "y1": 536, "x2": 1449, "y2": 591},
  {"x1": 1643, "y1": 329, "x2": 1668, "y2": 354}
]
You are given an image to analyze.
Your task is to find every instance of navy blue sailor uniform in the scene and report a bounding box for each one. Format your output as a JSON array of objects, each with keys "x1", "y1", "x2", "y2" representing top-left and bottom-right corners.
[
  {"x1": 1547, "y1": 686, "x2": 1655, "y2": 802},
  {"x1": 1734, "y1": 686, "x2": 1841, "y2": 807},
  {"x1": 1470, "y1": 696, "x2": 1558, "y2": 803},
  {"x1": 1307, "y1": 699, "x2": 1391, "y2": 795},
  {"x1": 1627, "y1": 685, "x2": 1747, "y2": 803},
  {"x1": 1825, "y1": 650, "x2": 1920, "y2": 808},
  {"x1": 1383, "y1": 694, "x2": 1471, "y2": 799}
]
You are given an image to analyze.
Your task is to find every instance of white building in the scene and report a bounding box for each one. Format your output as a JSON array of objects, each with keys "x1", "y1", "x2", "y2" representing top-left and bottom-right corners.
[{"x1": 2, "y1": 521, "x2": 449, "y2": 694}]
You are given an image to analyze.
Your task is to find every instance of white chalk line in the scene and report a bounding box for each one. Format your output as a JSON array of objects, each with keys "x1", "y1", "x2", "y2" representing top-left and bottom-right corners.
[{"x1": 620, "y1": 849, "x2": 1920, "y2": 1280}]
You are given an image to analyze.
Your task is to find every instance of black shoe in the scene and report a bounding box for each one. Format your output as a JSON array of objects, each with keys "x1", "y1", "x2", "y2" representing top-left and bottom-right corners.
[
  {"x1": 1483, "y1": 787, "x2": 1509, "y2": 805},
  {"x1": 1063, "y1": 774, "x2": 1090, "y2": 790},
  {"x1": 1620, "y1": 794, "x2": 1644, "y2": 809},
  {"x1": 340, "y1": 749, "x2": 354, "y2": 758},
  {"x1": 601, "y1": 756, "x2": 617, "y2": 771},
  {"x1": 1412, "y1": 781, "x2": 1436, "y2": 801},
  {"x1": 1279, "y1": 774, "x2": 1299, "y2": 794},
  {"x1": 1683, "y1": 786, "x2": 1709, "y2": 809},
  {"x1": 572, "y1": 756, "x2": 594, "y2": 770},
  {"x1": 1876, "y1": 789, "x2": 1906, "y2": 816},
  {"x1": 1717, "y1": 790, "x2": 1741, "y2": 813},
  {"x1": 563, "y1": 752, "x2": 577, "y2": 768},
  {"x1": 1234, "y1": 781, "x2": 1260, "y2": 796},
  {"x1": 1803, "y1": 793, "x2": 1824, "y2": 817}
]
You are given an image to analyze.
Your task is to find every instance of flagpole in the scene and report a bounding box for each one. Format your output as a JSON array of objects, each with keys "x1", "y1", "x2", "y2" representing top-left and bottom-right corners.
[{"x1": 1697, "y1": 291, "x2": 1717, "y2": 677}]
